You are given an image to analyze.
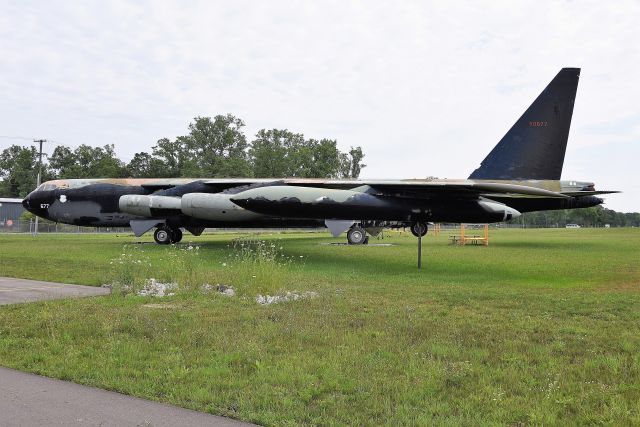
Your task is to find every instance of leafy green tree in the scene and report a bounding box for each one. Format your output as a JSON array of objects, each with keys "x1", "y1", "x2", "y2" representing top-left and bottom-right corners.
[
  {"x1": 283, "y1": 133, "x2": 313, "y2": 177},
  {"x1": 150, "y1": 115, "x2": 366, "y2": 179},
  {"x1": 249, "y1": 130, "x2": 357, "y2": 178},
  {"x1": 250, "y1": 129, "x2": 329, "y2": 178},
  {"x1": 0, "y1": 145, "x2": 53, "y2": 197},
  {"x1": 301, "y1": 139, "x2": 342, "y2": 178},
  {"x1": 150, "y1": 137, "x2": 189, "y2": 177},
  {"x1": 249, "y1": 129, "x2": 293, "y2": 177},
  {"x1": 339, "y1": 146, "x2": 366, "y2": 178},
  {"x1": 47, "y1": 146, "x2": 78, "y2": 178},
  {"x1": 126, "y1": 151, "x2": 171, "y2": 178},
  {"x1": 49, "y1": 144, "x2": 127, "y2": 178},
  {"x1": 180, "y1": 115, "x2": 251, "y2": 177}
]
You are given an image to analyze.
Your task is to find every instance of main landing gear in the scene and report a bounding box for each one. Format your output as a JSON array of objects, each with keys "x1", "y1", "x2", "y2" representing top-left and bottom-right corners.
[
  {"x1": 154, "y1": 225, "x2": 183, "y2": 244},
  {"x1": 347, "y1": 225, "x2": 369, "y2": 245}
]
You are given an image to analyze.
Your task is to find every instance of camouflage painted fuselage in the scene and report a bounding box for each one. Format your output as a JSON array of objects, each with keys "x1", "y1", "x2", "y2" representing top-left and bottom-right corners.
[
  {"x1": 21, "y1": 178, "x2": 323, "y2": 229},
  {"x1": 22, "y1": 177, "x2": 604, "y2": 231}
]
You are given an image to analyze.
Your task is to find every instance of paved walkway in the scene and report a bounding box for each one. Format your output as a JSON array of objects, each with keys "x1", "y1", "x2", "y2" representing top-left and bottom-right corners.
[
  {"x1": 0, "y1": 277, "x2": 110, "y2": 305},
  {"x1": 0, "y1": 366, "x2": 255, "y2": 426}
]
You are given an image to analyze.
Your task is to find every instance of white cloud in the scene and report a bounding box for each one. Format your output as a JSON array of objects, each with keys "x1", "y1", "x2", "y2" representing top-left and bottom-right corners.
[{"x1": 1, "y1": 0, "x2": 638, "y2": 211}]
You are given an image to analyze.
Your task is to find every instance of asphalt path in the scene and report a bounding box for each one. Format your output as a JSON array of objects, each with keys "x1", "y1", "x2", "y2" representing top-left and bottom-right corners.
[
  {"x1": 0, "y1": 277, "x2": 110, "y2": 305},
  {"x1": 0, "y1": 366, "x2": 255, "y2": 426},
  {"x1": 0, "y1": 278, "x2": 257, "y2": 425}
]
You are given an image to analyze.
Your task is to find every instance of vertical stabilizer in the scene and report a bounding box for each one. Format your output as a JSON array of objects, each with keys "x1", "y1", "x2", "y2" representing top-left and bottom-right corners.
[{"x1": 469, "y1": 68, "x2": 580, "y2": 180}]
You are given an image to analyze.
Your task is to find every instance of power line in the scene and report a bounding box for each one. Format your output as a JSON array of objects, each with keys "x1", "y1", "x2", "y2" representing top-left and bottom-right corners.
[
  {"x1": 0, "y1": 135, "x2": 36, "y2": 141},
  {"x1": 1, "y1": 135, "x2": 74, "y2": 147}
]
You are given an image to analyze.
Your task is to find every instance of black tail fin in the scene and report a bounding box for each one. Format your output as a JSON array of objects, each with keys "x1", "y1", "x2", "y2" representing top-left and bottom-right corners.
[{"x1": 469, "y1": 68, "x2": 580, "y2": 180}]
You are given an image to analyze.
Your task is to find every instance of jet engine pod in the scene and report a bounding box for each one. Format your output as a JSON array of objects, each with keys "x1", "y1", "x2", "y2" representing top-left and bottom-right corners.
[
  {"x1": 180, "y1": 193, "x2": 261, "y2": 221},
  {"x1": 477, "y1": 200, "x2": 521, "y2": 222},
  {"x1": 119, "y1": 194, "x2": 181, "y2": 217}
]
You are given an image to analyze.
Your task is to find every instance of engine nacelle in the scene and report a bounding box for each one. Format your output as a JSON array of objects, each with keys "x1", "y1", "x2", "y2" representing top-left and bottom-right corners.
[
  {"x1": 119, "y1": 194, "x2": 181, "y2": 217},
  {"x1": 181, "y1": 193, "x2": 261, "y2": 221},
  {"x1": 477, "y1": 200, "x2": 521, "y2": 221}
]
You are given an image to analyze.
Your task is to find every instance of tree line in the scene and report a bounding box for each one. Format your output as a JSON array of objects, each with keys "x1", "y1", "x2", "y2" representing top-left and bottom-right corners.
[
  {"x1": 507, "y1": 206, "x2": 640, "y2": 228},
  {"x1": 0, "y1": 114, "x2": 366, "y2": 198}
]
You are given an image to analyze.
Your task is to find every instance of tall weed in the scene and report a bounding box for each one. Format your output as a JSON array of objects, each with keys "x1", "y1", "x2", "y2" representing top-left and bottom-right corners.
[
  {"x1": 219, "y1": 237, "x2": 302, "y2": 295},
  {"x1": 107, "y1": 238, "x2": 301, "y2": 297}
]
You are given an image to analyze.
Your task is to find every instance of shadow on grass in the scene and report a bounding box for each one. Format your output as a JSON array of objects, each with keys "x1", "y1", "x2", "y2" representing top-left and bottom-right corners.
[
  {"x1": 275, "y1": 245, "x2": 554, "y2": 287},
  {"x1": 494, "y1": 240, "x2": 601, "y2": 250}
]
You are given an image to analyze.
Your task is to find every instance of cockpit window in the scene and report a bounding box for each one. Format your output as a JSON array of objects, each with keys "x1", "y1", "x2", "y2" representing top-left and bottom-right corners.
[
  {"x1": 37, "y1": 182, "x2": 59, "y2": 191},
  {"x1": 36, "y1": 180, "x2": 91, "y2": 191}
]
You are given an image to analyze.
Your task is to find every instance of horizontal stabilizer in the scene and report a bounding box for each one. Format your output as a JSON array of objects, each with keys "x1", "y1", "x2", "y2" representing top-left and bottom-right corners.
[{"x1": 561, "y1": 190, "x2": 621, "y2": 196}]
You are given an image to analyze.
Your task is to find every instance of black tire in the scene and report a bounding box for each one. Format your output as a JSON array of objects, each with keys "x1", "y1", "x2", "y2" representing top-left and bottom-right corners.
[
  {"x1": 411, "y1": 221, "x2": 428, "y2": 237},
  {"x1": 347, "y1": 226, "x2": 367, "y2": 245},
  {"x1": 154, "y1": 227, "x2": 172, "y2": 245},
  {"x1": 170, "y1": 228, "x2": 183, "y2": 243}
]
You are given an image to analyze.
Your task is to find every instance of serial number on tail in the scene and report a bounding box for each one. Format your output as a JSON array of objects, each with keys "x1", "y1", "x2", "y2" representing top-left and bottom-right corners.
[{"x1": 529, "y1": 121, "x2": 548, "y2": 127}]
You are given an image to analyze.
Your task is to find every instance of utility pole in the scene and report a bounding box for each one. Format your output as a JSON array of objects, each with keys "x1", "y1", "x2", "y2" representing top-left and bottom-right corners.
[{"x1": 33, "y1": 139, "x2": 46, "y2": 236}]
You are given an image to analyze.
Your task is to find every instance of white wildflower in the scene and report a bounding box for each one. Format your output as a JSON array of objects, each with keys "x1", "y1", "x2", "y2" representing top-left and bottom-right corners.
[
  {"x1": 255, "y1": 291, "x2": 318, "y2": 305},
  {"x1": 137, "y1": 278, "x2": 177, "y2": 297}
]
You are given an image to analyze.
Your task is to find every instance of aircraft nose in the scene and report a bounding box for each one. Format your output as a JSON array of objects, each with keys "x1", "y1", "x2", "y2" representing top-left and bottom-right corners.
[
  {"x1": 21, "y1": 190, "x2": 55, "y2": 219},
  {"x1": 22, "y1": 194, "x2": 32, "y2": 211}
]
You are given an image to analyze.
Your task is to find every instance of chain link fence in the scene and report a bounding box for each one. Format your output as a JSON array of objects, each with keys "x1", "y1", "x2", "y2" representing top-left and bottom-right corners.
[
  {"x1": 0, "y1": 219, "x2": 325, "y2": 235},
  {"x1": 0, "y1": 219, "x2": 130, "y2": 234},
  {"x1": 0, "y1": 219, "x2": 596, "y2": 236}
]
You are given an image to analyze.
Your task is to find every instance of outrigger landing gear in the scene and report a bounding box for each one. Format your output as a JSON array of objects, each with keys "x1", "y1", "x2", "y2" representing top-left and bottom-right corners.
[
  {"x1": 410, "y1": 221, "x2": 428, "y2": 237},
  {"x1": 154, "y1": 226, "x2": 183, "y2": 244},
  {"x1": 411, "y1": 221, "x2": 428, "y2": 269},
  {"x1": 347, "y1": 225, "x2": 369, "y2": 245}
]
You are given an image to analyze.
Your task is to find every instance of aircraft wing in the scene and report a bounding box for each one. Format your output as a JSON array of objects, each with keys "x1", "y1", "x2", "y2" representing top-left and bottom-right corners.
[
  {"x1": 357, "y1": 181, "x2": 569, "y2": 199},
  {"x1": 204, "y1": 178, "x2": 570, "y2": 199}
]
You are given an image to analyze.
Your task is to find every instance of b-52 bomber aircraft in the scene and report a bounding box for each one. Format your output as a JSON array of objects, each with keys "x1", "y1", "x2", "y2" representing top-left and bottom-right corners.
[{"x1": 23, "y1": 68, "x2": 618, "y2": 244}]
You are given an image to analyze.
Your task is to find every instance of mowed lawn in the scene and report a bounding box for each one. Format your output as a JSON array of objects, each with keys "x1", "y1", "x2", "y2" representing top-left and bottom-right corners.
[{"x1": 0, "y1": 228, "x2": 639, "y2": 425}]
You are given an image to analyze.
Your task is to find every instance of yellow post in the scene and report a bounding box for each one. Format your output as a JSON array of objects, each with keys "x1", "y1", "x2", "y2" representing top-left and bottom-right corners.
[
  {"x1": 484, "y1": 224, "x2": 489, "y2": 246},
  {"x1": 460, "y1": 223, "x2": 465, "y2": 246}
]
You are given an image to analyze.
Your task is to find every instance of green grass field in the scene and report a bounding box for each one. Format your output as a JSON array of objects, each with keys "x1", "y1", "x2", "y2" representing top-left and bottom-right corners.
[{"x1": 1, "y1": 228, "x2": 639, "y2": 425}]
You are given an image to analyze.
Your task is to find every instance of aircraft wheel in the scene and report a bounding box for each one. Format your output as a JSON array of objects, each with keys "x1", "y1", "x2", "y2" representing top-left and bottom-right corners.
[
  {"x1": 154, "y1": 227, "x2": 172, "y2": 245},
  {"x1": 411, "y1": 221, "x2": 428, "y2": 237},
  {"x1": 347, "y1": 226, "x2": 367, "y2": 245},
  {"x1": 170, "y1": 228, "x2": 183, "y2": 243}
]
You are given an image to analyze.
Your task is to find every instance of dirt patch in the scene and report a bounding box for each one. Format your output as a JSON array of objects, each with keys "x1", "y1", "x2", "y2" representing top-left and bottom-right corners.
[
  {"x1": 142, "y1": 303, "x2": 179, "y2": 309},
  {"x1": 594, "y1": 281, "x2": 640, "y2": 293}
]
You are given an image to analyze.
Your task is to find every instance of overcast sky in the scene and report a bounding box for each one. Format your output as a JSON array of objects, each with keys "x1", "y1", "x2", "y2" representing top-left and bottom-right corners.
[{"x1": 1, "y1": 0, "x2": 638, "y2": 211}]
